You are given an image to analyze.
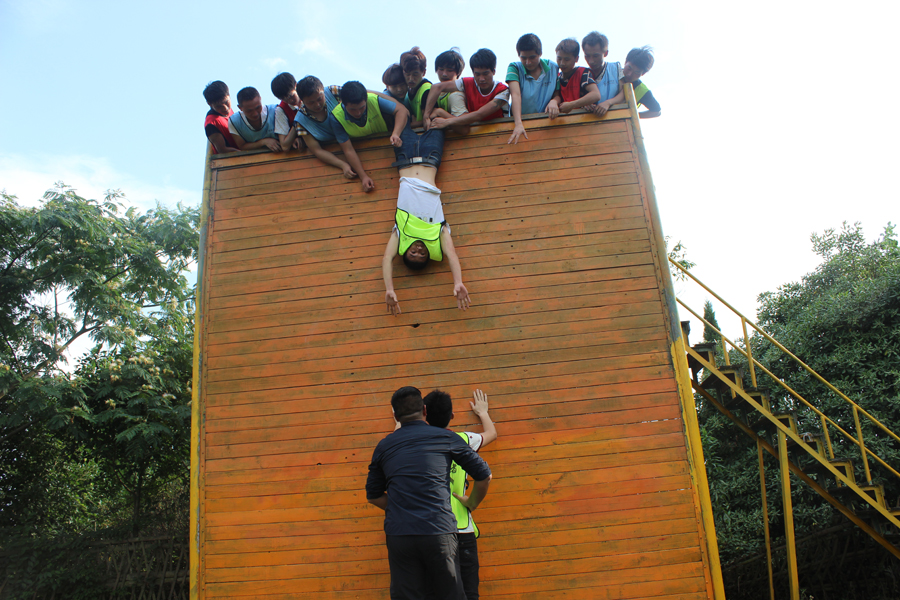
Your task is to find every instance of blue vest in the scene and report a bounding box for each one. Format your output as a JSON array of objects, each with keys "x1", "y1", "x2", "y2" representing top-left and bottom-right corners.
[
  {"x1": 229, "y1": 105, "x2": 277, "y2": 143},
  {"x1": 294, "y1": 87, "x2": 341, "y2": 143},
  {"x1": 594, "y1": 61, "x2": 621, "y2": 103},
  {"x1": 513, "y1": 60, "x2": 559, "y2": 115}
]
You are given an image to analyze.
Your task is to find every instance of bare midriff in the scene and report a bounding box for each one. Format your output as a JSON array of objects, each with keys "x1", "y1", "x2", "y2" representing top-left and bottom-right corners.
[{"x1": 398, "y1": 164, "x2": 438, "y2": 186}]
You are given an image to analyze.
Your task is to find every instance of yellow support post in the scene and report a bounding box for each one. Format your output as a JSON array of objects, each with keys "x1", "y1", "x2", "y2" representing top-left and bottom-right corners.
[
  {"x1": 758, "y1": 441, "x2": 775, "y2": 600},
  {"x1": 742, "y1": 317, "x2": 757, "y2": 388},
  {"x1": 853, "y1": 406, "x2": 873, "y2": 484},
  {"x1": 778, "y1": 429, "x2": 800, "y2": 600}
]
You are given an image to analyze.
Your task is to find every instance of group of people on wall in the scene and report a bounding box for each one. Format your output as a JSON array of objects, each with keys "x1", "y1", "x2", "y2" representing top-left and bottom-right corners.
[{"x1": 203, "y1": 32, "x2": 660, "y2": 600}]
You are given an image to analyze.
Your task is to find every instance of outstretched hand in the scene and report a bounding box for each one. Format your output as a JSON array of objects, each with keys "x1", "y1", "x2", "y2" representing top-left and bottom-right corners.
[
  {"x1": 507, "y1": 124, "x2": 528, "y2": 145},
  {"x1": 454, "y1": 283, "x2": 471, "y2": 310},
  {"x1": 470, "y1": 389, "x2": 489, "y2": 417},
  {"x1": 386, "y1": 291, "x2": 401, "y2": 316}
]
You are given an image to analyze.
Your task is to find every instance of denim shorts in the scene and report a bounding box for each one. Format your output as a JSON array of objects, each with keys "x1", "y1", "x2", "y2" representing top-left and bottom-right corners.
[{"x1": 393, "y1": 123, "x2": 445, "y2": 167}]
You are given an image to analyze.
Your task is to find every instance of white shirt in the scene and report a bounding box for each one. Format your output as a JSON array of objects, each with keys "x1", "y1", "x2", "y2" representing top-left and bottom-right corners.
[
  {"x1": 392, "y1": 177, "x2": 449, "y2": 234},
  {"x1": 274, "y1": 104, "x2": 299, "y2": 135},
  {"x1": 227, "y1": 104, "x2": 269, "y2": 135}
]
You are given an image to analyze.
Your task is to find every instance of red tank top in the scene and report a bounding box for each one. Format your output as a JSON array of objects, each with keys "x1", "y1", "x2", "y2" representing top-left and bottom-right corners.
[
  {"x1": 278, "y1": 100, "x2": 298, "y2": 123},
  {"x1": 559, "y1": 67, "x2": 590, "y2": 103},
  {"x1": 204, "y1": 110, "x2": 237, "y2": 149},
  {"x1": 462, "y1": 78, "x2": 508, "y2": 121}
]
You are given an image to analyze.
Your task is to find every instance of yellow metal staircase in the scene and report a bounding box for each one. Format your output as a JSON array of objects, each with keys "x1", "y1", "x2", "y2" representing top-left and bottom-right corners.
[{"x1": 670, "y1": 259, "x2": 900, "y2": 599}]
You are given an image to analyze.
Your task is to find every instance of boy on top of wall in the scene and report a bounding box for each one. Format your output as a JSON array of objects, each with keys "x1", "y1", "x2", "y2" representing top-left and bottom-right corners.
[
  {"x1": 423, "y1": 48, "x2": 510, "y2": 131},
  {"x1": 427, "y1": 48, "x2": 470, "y2": 135},
  {"x1": 551, "y1": 38, "x2": 601, "y2": 115},
  {"x1": 382, "y1": 64, "x2": 411, "y2": 110},
  {"x1": 291, "y1": 76, "x2": 358, "y2": 181},
  {"x1": 228, "y1": 87, "x2": 282, "y2": 153},
  {"x1": 202, "y1": 81, "x2": 238, "y2": 154},
  {"x1": 422, "y1": 389, "x2": 497, "y2": 600},
  {"x1": 380, "y1": 121, "x2": 470, "y2": 315},
  {"x1": 581, "y1": 31, "x2": 624, "y2": 117},
  {"x1": 400, "y1": 47, "x2": 432, "y2": 128},
  {"x1": 327, "y1": 81, "x2": 410, "y2": 193},
  {"x1": 505, "y1": 33, "x2": 561, "y2": 144},
  {"x1": 623, "y1": 46, "x2": 661, "y2": 119},
  {"x1": 270, "y1": 72, "x2": 303, "y2": 152}
]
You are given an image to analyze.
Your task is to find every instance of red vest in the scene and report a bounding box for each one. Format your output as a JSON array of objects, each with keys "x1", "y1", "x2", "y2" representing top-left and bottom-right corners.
[
  {"x1": 278, "y1": 100, "x2": 299, "y2": 123},
  {"x1": 462, "y1": 78, "x2": 508, "y2": 121},
  {"x1": 559, "y1": 67, "x2": 589, "y2": 103},
  {"x1": 204, "y1": 110, "x2": 237, "y2": 149}
]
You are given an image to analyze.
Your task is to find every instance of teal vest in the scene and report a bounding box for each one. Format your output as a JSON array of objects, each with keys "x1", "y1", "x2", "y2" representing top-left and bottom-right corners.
[
  {"x1": 594, "y1": 61, "x2": 621, "y2": 102},
  {"x1": 228, "y1": 106, "x2": 278, "y2": 143}
]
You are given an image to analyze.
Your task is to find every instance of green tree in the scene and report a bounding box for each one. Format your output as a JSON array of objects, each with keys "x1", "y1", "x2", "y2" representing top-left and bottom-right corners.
[
  {"x1": 702, "y1": 300, "x2": 721, "y2": 344},
  {"x1": 0, "y1": 185, "x2": 198, "y2": 532}
]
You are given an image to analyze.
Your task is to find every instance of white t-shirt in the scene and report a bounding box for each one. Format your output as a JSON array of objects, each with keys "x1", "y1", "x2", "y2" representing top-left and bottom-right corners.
[
  {"x1": 227, "y1": 104, "x2": 269, "y2": 136},
  {"x1": 274, "y1": 104, "x2": 299, "y2": 135},
  {"x1": 442, "y1": 90, "x2": 467, "y2": 116},
  {"x1": 457, "y1": 431, "x2": 484, "y2": 534},
  {"x1": 454, "y1": 78, "x2": 511, "y2": 110},
  {"x1": 393, "y1": 177, "x2": 449, "y2": 234}
]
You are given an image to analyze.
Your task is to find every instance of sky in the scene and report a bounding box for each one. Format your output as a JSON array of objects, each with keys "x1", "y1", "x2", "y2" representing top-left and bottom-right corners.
[{"x1": 1, "y1": 0, "x2": 898, "y2": 345}]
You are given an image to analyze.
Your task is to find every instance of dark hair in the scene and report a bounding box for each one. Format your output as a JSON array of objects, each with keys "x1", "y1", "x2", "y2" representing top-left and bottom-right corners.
[
  {"x1": 435, "y1": 48, "x2": 465, "y2": 76},
  {"x1": 341, "y1": 81, "x2": 367, "y2": 105},
  {"x1": 400, "y1": 46, "x2": 427, "y2": 74},
  {"x1": 270, "y1": 72, "x2": 297, "y2": 100},
  {"x1": 392, "y1": 386, "x2": 424, "y2": 422},
  {"x1": 469, "y1": 48, "x2": 497, "y2": 72},
  {"x1": 626, "y1": 46, "x2": 655, "y2": 73},
  {"x1": 516, "y1": 33, "x2": 542, "y2": 55},
  {"x1": 203, "y1": 80, "x2": 229, "y2": 103},
  {"x1": 581, "y1": 31, "x2": 609, "y2": 51},
  {"x1": 423, "y1": 390, "x2": 453, "y2": 429},
  {"x1": 236, "y1": 87, "x2": 260, "y2": 105},
  {"x1": 402, "y1": 246, "x2": 429, "y2": 270},
  {"x1": 555, "y1": 38, "x2": 580, "y2": 59},
  {"x1": 382, "y1": 64, "x2": 405, "y2": 87},
  {"x1": 296, "y1": 75, "x2": 324, "y2": 100}
]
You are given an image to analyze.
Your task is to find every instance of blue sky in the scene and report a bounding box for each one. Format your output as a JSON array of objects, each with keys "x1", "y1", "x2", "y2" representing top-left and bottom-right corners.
[{"x1": 1, "y1": 0, "x2": 898, "y2": 336}]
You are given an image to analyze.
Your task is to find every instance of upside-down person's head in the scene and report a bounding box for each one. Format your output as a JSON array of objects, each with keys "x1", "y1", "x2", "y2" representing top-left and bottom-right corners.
[
  {"x1": 581, "y1": 31, "x2": 610, "y2": 73},
  {"x1": 423, "y1": 390, "x2": 454, "y2": 429},
  {"x1": 555, "y1": 38, "x2": 580, "y2": 76},
  {"x1": 392, "y1": 386, "x2": 425, "y2": 423},
  {"x1": 271, "y1": 72, "x2": 300, "y2": 106},
  {"x1": 203, "y1": 80, "x2": 231, "y2": 116},
  {"x1": 400, "y1": 46, "x2": 427, "y2": 90},
  {"x1": 402, "y1": 240, "x2": 430, "y2": 270},
  {"x1": 340, "y1": 81, "x2": 369, "y2": 119},
  {"x1": 382, "y1": 64, "x2": 408, "y2": 101},
  {"x1": 435, "y1": 48, "x2": 465, "y2": 82},
  {"x1": 469, "y1": 48, "x2": 497, "y2": 94},
  {"x1": 236, "y1": 87, "x2": 263, "y2": 120},
  {"x1": 623, "y1": 46, "x2": 655, "y2": 83}
]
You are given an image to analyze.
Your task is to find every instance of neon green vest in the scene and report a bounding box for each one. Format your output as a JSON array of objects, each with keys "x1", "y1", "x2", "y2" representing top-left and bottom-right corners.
[
  {"x1": 436, "y1": 92, "x2": 450, "y2": 112},
  {"x1": 331, "y1": 93, "x2": 388, "y2": 138},
  {"x1": 450, "y1": 432, "x2": 479, "y2": 537},
  {"x1": 395, "y1": 209, "x2": 443, "y2": 261},
  {"x1": 633, "y1": 81, "x2": 650, "y2": 107},
  {"x1": 408, "y1": 80, "x2": 432, "y2": 122}
]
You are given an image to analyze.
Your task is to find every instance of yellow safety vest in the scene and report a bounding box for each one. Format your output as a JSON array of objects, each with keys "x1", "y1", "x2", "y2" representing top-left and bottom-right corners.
[
  {"x1": 408, "y1": 80, "x2": 432, "y2": 122},
  {"x1": 331, "y1": 93, "x2": 388, "y2": 138},
  {"x1": 395, "y1": 209, "x2": 443, "y2": 261},
  {"x1": 450, "y1": 432, "x2": 480, "y2": 537}
]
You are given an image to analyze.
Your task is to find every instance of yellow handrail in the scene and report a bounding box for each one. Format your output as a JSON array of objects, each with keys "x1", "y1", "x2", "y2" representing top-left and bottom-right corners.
[
  {"x1": 675, "y1": 283, "x2": 900, "y2": 484},
  {"x1": 670, "y1": 258, "x2": 900, "y2": 447}
]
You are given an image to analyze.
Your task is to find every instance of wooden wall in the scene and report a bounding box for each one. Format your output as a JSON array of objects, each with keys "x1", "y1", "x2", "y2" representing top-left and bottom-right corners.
[{"x1": 193, "y1": 112, "x2": 718, "y2": 599}]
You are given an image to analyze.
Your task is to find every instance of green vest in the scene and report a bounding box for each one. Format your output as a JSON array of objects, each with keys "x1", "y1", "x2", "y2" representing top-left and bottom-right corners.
[
  {"x1": 395, "y1": 209, "x2": 443, "y2": 261},
  {"x1": 633, "y1": 81, "x2": 650, "y2": 107},
  {"x1": 436, "y1": 92, "x2": 450, "y2": 112},
  {"x1": 408, "y1": 80, "x2": 432, "y2": 122},
  {"x1": 331, "y1": 93, "x2": 388, "y2": 138},
  {"x1": 450, "y1": 432, "x2": 479, "y2": 537}
]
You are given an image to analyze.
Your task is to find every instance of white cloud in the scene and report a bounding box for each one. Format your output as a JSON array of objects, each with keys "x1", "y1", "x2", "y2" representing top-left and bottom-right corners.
[
  {"x1": 262, "y1": 57, "x2": 287, "y2": 70},
  {"x1": 294, "y1": 38, "x2": 331, "y2": 56},
  {"x1": 0, "y1": 153, "x2": 198, "y2": 211}
]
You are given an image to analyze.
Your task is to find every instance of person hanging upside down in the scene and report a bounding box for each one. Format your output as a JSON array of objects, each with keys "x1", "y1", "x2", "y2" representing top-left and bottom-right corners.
[{"x1": 381, "y1": 125, "x2": 471, "y2": 316}]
